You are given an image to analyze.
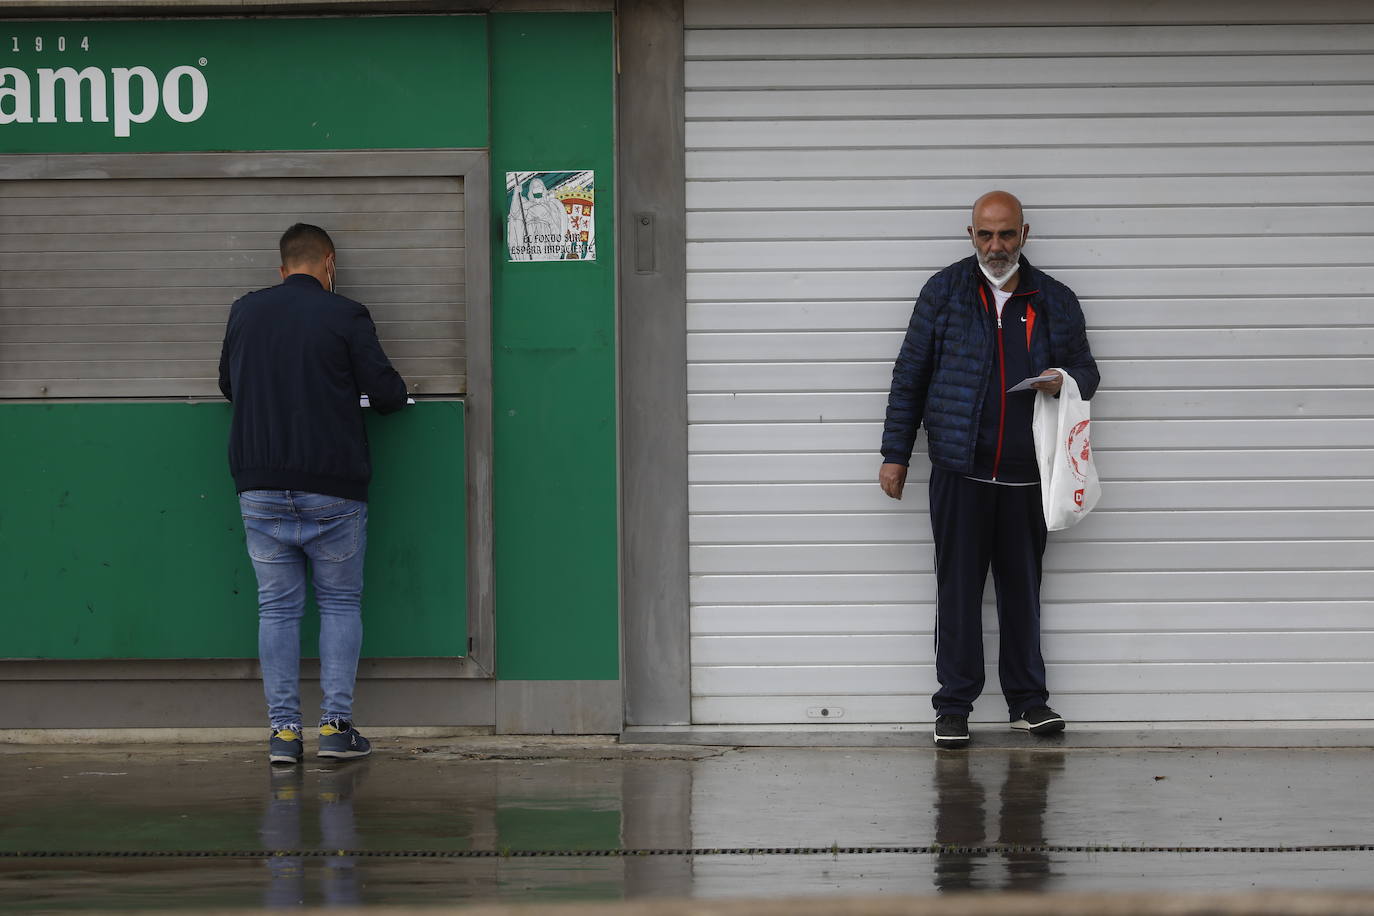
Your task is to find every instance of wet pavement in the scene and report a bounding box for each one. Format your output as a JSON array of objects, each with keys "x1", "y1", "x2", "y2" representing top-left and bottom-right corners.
[{"x1": 3, "y1": 737, "x2": 1374, "y2": 911}]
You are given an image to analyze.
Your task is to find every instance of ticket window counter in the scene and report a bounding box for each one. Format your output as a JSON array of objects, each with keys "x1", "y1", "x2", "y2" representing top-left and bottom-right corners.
[{"x1": 0, "y1": 150, "x2": 494, "y2": 727}]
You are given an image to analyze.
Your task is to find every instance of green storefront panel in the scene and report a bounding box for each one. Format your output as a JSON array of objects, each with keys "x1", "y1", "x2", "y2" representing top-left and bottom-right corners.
[
  {"x1": 489, "y1": 13, "x2": 619, "y2": 680},
  {"x1": 1, "y1": 402, "x2": 466, "y2": 659},
  {"x1": 1, "y1": 16, "x2": 487, "y2": 661},
  {"x1": 2, "y1": 12, "x2": 622, "y2": 681}
]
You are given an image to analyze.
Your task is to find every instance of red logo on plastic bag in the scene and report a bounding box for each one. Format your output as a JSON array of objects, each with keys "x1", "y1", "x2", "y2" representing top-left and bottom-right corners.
[{"x1": 1066, "y1": 419, "x2": 1091, "y2": 481}]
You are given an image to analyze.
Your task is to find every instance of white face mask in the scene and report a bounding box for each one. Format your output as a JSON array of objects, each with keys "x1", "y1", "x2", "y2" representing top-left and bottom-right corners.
[{"x1": 979, "y1": 258, "x2": 1019, "y2": 289}]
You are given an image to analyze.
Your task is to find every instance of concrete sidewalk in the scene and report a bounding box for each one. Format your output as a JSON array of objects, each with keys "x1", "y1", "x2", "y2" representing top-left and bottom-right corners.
[{"x1": 3, "y1": 737, "x2": 1374, "y2": 912}]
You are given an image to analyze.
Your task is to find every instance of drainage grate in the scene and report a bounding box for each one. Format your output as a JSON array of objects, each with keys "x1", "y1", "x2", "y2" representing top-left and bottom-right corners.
[{"x1": 5, "y1": 845, "x2": 1374, "y2": 859}]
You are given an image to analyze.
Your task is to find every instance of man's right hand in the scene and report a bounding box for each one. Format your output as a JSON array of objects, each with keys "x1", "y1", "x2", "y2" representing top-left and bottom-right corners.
[{"x1": 879, "y1": 463, "x2": 908, "y2": 500}]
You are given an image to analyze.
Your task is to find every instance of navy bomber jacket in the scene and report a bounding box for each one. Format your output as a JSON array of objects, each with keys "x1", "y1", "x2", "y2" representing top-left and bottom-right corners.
[
  {"x1": 881, "y1": 255, "x2": 1099, "y2": 478},
  {"x1": 218, "y1": 273, "x2": 408, "y2": 502}
]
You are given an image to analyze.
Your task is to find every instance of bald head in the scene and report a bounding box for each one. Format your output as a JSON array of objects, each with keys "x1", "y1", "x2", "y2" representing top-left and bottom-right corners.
[{"x1": 971, "y1": 190, "x2": 1024, "y2": 226}]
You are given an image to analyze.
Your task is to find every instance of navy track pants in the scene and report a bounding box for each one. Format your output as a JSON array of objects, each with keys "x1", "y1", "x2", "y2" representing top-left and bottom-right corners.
[{"x1": 928, "y1": 466, "x2": 1050, "y2": 719}]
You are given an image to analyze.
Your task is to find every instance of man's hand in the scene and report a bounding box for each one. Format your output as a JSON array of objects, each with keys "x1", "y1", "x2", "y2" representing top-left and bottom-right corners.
[
  {"x1": 879, "y1": 463, "x2": 909, "y2": 500},
  {"x1": 1029, "y1": 369, "x2": 1063, "y2": 395}
]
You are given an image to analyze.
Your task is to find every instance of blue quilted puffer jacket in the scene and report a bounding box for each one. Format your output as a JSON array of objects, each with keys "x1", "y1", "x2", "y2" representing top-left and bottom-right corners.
[{"x1": 881, "y1": 255, "x2": 1100, "y2": 472}]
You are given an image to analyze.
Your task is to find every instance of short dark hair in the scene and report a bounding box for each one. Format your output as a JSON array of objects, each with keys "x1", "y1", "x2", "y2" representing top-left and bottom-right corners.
[{"x1": 279, "y1": 223, "x2": 335, "y2": 266}]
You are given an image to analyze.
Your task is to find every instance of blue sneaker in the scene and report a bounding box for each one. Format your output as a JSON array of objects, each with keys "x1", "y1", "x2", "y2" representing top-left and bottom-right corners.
[
  {"x1": 268, "y1": 726, "x2": 304, "y2": 765},
  {"x1": 317, "y1": 719, "x2": 372, "y2": 760}
]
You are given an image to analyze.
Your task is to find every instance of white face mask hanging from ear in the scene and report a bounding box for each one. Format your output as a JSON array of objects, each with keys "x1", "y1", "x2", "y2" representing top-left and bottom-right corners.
[{"x1": 979, "y1": 258, "x2": 1019, "y2": 289}]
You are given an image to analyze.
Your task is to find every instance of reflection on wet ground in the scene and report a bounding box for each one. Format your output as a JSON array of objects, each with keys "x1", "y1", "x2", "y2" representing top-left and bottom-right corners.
[
  {"x1": 3, "y1": 742, "x2": 1374, "y2": 910},
  {"x1": 259, "y1": 766, "x2": 361, "y2": 907},
  {"x1": 931, "y1": 750, "x2": 1058, "y2": 892}
]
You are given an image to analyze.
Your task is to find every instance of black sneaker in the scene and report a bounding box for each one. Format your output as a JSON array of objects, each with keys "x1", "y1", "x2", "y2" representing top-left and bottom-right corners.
[
  {"x1": 934, "y1": 714, "x2": 971, "y2": 748},
  {"x1": 317, "y1": 719, "x2": 372, "y2": 760},
  {"x1": 1010, "y1": 706, "x2": 1066, "y2": 735},
  {"x1": 268, "y1": 726, "x2": 304, "y2": 765}
]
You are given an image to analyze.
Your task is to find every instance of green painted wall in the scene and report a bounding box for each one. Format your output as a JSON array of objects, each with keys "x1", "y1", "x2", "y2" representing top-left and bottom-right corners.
[
  {"x1": 0, "y1": 17, "x2": 487, "y2": 152},
  {"x1": 1, "y1": 15, "x2": 485, "y2": 661},
  {"x1": 1, "y1": 402, "x2": 466, "y2": 659},
  {"x1": 2, "y1": 12, "x2": 624, "y2": 680},
  {"x1": 489, "y1": 13, "x2": 619, "y2": 680}
]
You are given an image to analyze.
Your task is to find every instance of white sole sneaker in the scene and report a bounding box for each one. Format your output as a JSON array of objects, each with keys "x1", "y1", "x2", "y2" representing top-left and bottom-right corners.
[
  {"x1": 933, "y1": 723, "x2": 971, "y2": 747},
  {"x1": 1010, "y1": 714, "x2": 1065, "y2": 734}
]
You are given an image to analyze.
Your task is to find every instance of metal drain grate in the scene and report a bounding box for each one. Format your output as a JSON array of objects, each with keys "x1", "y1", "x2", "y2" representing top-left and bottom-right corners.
[{"x1": 5, "y1": 845, "x2": 1374, "y2": 859}]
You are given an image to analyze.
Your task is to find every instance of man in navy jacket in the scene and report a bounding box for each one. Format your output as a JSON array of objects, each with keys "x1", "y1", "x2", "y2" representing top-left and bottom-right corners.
[
  {"x1": 879, "y1": 192, "x2": 1099, "y2": 748},
  {"x1": 219, "y1": 223, "x2": 408, "y2": 764}
]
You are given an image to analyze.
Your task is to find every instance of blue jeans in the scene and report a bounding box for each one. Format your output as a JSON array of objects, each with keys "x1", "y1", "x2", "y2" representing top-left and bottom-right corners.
[{"x1": 239, "y1": 490, "x2": 368, "y2": 730}]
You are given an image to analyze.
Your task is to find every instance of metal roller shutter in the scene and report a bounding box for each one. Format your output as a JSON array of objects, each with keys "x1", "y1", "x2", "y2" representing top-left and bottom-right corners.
[
  {"x1": 0, "y1": 174, "x2": 465, "y2": 399},
  {"x1": 686, "y1": 1, "x2": 1374, "y2": 725}
]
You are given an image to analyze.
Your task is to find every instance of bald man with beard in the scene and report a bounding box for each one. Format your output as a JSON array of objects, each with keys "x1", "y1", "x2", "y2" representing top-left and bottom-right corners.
[{"x1": 880, "y1": 192, "x2": 1099, "y2": 748}]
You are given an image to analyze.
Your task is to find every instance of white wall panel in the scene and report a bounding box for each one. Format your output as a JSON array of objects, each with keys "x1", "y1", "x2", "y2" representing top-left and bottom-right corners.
[
  {"x1": 689, "y1": 480, "x2": 1374, "y2": 513},
  {"x1": 693, "y1": 662, "x2": 1374, "y2": 696},
  {"x1": 690, "y1": 693, "x2": 1374, "y2": 726},
  {"x1": 685, "y1": 0, "x2": 1374, "y2": 725},
  {"x1": 692, "y1": 632, "x2": 1374, "y2": 666},
  {"x1": 691, "y1": 511, "x2": 1374, "y2": 544},
  {"x1": 689, "y1": 359, "x2": 1374, "y2": 392},
  {"x1": 690, "y1": 298, "x2": 1374, "y2": 331},
  {"x1": 688, "y1": 24, "x2": 1374, "y2": 56},
  {"x1": 692, "y1": 602, "x2": 1374, "y2": 636},
  {"x1": 686, "y1": 56, "x2": 1374, "y2": 89},
  {"x1": 689, "y1": 238, "x2": 1374, "y2": 270},
  {"x1": 692, "y1": 208, "x2": 1374, "y2": 241},
  {"x1": 689, "y1": 328, "x2": 1374, "y2": 359},
  {"x1": 688, "y1": 147, "x2": 1374, "y2": 181},
  {"x1": 690, "y1": 571, "x2": 1368, "y2": 605},
  {"x1": 687, "y1": 1, "x2": 1370, "y2": 28},
  {"x1": 691, "y1": 541, "x2": 1373, "y2": 574},
  {"x1": 686, "y1": 176, "x2": 1374, "y2": 210},
  {"x1": 689, "y1": 390, "x2": 1373, "y2": 422},
  {"x1": 687, "y1": 267, "x2": 1374, "y2": 300},
  {"x1": 689, "y1": 451, "x2": 1374, "y2": 482},
  {"x1": 689, "y1": 420, "x2": 1374, "y2": 452},
  {"x1": 685, "y1": 86, "x2": 1374, "y2": 119}
]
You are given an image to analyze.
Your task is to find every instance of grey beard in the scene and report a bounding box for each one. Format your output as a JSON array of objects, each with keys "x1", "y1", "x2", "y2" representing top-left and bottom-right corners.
[{"x1": 979, "y1": 256, "x2": 1020, "y2": 287}]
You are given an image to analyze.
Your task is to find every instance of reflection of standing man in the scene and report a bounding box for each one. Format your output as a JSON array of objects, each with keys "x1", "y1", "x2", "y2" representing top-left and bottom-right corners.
[
  {"x1": 932, "y1": 750, "x2": 1062, "y2": 892},
  {"x1": 219, "y1": 223, "x2": 409, "y2": 765},
  {"x1": 507, "y1": 176, "x2": 569, "y2": 261},
  {"x1": 879, "y1": 192, "x2": 1099, "y2": 748}
]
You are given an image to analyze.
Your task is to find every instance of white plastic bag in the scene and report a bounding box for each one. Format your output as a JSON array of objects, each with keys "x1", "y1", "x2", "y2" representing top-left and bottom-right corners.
[{"x1": 1032, "y1": 369, "x2": 1100, "y2": 531}]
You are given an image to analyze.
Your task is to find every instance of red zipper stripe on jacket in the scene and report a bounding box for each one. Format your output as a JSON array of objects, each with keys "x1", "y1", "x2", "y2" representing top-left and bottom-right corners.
[{"x1": 979, "y1": 284, "x2": 1008, "y2": 480}]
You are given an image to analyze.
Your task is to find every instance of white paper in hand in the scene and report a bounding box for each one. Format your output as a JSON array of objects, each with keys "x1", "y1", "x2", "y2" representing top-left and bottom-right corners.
[{"x1": 1007, "y1": 375, "x2": 1052, "y2": 393}]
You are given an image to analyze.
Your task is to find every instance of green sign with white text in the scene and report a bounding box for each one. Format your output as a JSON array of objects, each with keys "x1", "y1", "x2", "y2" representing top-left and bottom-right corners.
[{"x1": 0, "y1": 16, "x2": 488, "y2": 153}]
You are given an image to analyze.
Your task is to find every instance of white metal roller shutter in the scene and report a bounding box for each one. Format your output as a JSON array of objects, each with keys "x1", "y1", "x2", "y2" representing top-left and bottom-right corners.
[
  {"x1": 0, "y1": 175, "x2": 465, "y2": 399},
  {"x1": 685, "y1": 0, "x2": 1374, "y2": 725}
]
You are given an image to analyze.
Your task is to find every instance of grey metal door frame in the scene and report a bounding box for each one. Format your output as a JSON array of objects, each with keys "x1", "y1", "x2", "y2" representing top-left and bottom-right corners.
[{"x1": 616, "y1": 0, "x2": 692, "y2": 727}]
